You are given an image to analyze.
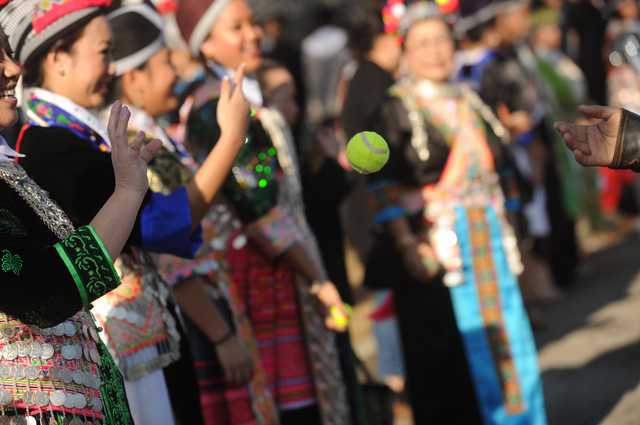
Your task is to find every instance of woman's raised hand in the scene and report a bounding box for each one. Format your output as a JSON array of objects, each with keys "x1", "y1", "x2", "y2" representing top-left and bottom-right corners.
[
  {"x1": 108, "y1": 101, "x2": 162, "y2": 194},
  {"x1": 217, "y1": 64, "x2": 250, "y2": 144}
]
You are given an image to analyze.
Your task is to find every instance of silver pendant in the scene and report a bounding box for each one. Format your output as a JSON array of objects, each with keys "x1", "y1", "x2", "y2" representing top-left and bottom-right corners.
[
  {"x1": 52, "y1": 324, "x2": 65, "y2": 337},
  {"x1": 0, "y1": 390, "x2": 12, "y2": 405},
  {"x1": 16, "y1": 341, "x2": 29, "y2": 357},
  {"x1": 49, "y1": 390, "x2": 67, "y2": 407},
  {"x1": 64, "y1": 322, "x2": 77, "y2": 337},
  {"x1": 72, "y1": 370, "x2": 85, "y2": 386},
  {"x1": 25, "y1": 366, "x2": 39, "y2": 380},
  {"x1": 40, "y1": 343, "x2": 54, "y2": 360},
  {"x1": 29, "y1": 342, "x2": 42, "y2": 359}
]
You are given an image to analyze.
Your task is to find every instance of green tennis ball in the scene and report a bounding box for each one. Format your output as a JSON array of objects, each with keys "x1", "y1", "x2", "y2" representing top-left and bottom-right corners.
[{"x1": 346, "y1": 131, "x2": 390, "y2": 174}]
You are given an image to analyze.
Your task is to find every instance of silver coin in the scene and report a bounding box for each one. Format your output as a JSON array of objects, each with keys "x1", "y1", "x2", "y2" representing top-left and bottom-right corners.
[
  {"x1": 63, "y1": 392, "x2": 75, "y2": 409},
  {"x1": 14, "y1": 365, "x2": 25, "y2": 380},
  {"x1": 1, "y1": 327, "x2": 16, "y2": 339},
  {"x1": 4, "y1": 344, "x2": 17, "y2": 361},
  {"x1": 16, "y1": 341, "x2": 29, "y2": 357},
  {"x1": 74, "y1": 394, "x2": 87, "y2": 409},
  {"x1": 29, "y1": 342, "x2": 42, "y2": 359},
  {"x1": 24, "y1": 417, "x2": 36, "y2": 425},
  {"x1": 0, "y1": 390, "x2": 12, "y2": 405},
  {"x1": 232, "y1": 234, "x2": 247, "y2": 250},
  {"x1": 90, "y1": 348, "x2": 101, "y2": 365},
  {"x1": 61, "y1": 345, "x2": 74, "y2": 360},
  {"x1": 35, "y1": 391, "x2": 49, "y2": 407},
  {"x1": 88, "y1": 327, "x2": 100, "y2": 343},
  {"x1": 0, "y1": 365, "x2": 10, "y2": 378},
  {"x1": 63, "y1": 322, "x2": 77, "y2": 337},
  {"x1": 60, "y1": 368, "x2": 72, "y2": 384},
  {"x1": 75, "y1": 344, "x2": 83, "y2": 360},
  {"x1": 22, "y1": 391, "x2": 34, "y2": 405},
  {"x1": 81, "y1": 324, "x2": 89, "y2": 340},
  {"x1": 25, "y1": 366, "x2": 39, "y2": 380},
  {"x1": 52, "y1": 324, "x2": 65, "y2": 337},
  {"x1": 68, "y1": 419, "x2": 83, "y2": 425},
  {"x1": 40, "y1": 343, "x2": 54, "y2": 360},
  {"x1": 72, "y1": 370, "x2": 85, "y2": 385},
  {"x1": 92, "y1": 396, "x2": 102, "y2": 411}
]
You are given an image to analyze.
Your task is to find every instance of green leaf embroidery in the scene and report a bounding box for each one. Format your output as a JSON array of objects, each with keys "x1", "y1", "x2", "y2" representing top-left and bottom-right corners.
[{"x1": 1, "y1": 249, "x2": 23, "y2": 275}]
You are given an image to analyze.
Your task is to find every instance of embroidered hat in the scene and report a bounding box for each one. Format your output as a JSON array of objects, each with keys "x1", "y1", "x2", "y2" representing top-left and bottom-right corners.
[
  {"x1": 109, "y1": 2, "x2": 164, "y2": 75},
  {"x1": 0, "y1": 0, "x2": 112, "y2": 65},
  {"x1": 397, "y1": 1, "x2": 458, "y2": 36},
  {"x1": 175, "y1": 0, "x2": 231, "y2": 57}
]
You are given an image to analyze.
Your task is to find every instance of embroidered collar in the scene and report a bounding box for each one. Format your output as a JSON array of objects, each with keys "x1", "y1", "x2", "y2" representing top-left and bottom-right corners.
[
  {"x1": 208, "y1": 61, "x2": 263, "y2": 107},
  {"x1": 0, "y1": 135, "x2": 24, "y2": 163},
  {"x1": 23, "y1": 88, "x2": 111, "y2": 152}
]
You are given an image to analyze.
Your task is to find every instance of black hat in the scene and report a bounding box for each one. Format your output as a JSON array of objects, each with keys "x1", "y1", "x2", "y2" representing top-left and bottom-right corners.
[{"x1": 109, "y1": 2, "x2": 164, "y2": 76}]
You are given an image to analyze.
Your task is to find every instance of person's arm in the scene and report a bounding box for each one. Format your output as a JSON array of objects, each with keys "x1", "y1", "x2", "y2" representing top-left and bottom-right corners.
[
  {"x1": 172, "y1": 278, "x2": 254, "y2": 385},
  {"x1": 0, "y1": 102, "x2": 161, "y2": 327},
  {"x1": 91, "y1": 102, "x2": 161, "y2": 259},
  {"x1": 186, "y1": 65, "x2": 250, "y2": 229}
]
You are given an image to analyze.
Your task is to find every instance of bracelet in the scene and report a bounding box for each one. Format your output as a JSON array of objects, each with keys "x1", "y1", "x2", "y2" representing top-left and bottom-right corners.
[{"x1": 212, "y1": 328, "x2": 234, "y2": 346}]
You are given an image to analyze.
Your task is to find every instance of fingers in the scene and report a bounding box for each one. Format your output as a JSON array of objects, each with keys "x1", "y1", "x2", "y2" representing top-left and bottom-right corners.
[
  {"x1": 578, "y1": 105, "x2": 614, "y2": 121},
  {"x1": 139, "y1": 138, "x2": 162, "y2": 164},
  {"x1": 555, "y1": 122, "x2": 592, "y2": 155},
  {"x1": 107, "y1": 101, "x2": 121, "y2": 143},
  {"x1": 220, "y1": 75, "x2": 230, "y2": 101},
  {"x1": 130, "y1": 131, "x2": 145, "y2": 151},
  {"x1": 233, "y1": 63, "x2": 246, "y2": 93}
]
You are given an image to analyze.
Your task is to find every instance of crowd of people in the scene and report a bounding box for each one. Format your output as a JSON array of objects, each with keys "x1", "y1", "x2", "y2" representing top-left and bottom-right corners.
[{"x1": 1, "y1": 0, "x2": 640, "y2": 425}]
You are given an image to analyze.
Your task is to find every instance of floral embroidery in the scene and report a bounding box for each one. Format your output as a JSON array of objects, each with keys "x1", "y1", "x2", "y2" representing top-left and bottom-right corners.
[
  {"x1": 1, "y1": 249, "x2": 23, "y2": 275},
  {"x1": 55, "y1": 226, "x2": 120, "y2": 304}
]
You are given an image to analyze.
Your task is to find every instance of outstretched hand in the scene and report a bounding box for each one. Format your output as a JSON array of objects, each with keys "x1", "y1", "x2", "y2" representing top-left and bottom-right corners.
[
  {"x1": 555, "y1": 105, "x2": 621, "y2": 167},
  {"x1": 109, "y1": 101, "x2": 162, "y2": 194},
  {"x1": 217, "y1": 64, "x2": 250, "y2": 144}
]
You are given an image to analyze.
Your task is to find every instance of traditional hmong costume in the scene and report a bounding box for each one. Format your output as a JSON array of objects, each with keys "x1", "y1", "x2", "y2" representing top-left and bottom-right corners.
[
  {"x1": 0, "y1": 137, "x2": 133, "y2": 425},
  {"x1": 366, "y1": 71, "x2": 547, "y2": 424},
  {"x1": 2, "y1": 2, "x2": 203, "y2": 424},
  {"x1": 108, "y1": 5, "x2": 279, "y2": 424},
  {"x1": 456, "y1": 0, "x2": 579, "y2": 289},
  {"x1": 181, "y1": 65, "x2": 349, "y2": 425},
  {"x1": 175, "y1": 1, "x2": 349, "y2": 424}
]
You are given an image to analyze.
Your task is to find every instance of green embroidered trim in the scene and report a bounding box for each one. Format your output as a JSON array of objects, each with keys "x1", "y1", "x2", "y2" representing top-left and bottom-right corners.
[
  {"x1": 0, "y1": 209, "x2": 27, "y2": 236},
  {"x1": 1, "y1": 249, "x2": 23, "y2": 275},
  {"x1": 85, "y1": 225, "x2": 120, "y2": 283},
  {"x1": 97, "y1": 340, "x2": 134, "y2": 424},
  {"x1": 54, "y1": 243, "x2": 89, "y2": 308},
  {"x1": 54, "y1": 226, "x2": 120, "y2": 306}
]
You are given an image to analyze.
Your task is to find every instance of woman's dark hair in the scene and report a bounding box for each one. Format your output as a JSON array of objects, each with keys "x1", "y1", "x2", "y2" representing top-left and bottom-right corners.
[
  {"x1": 22, "y1": 20, "x2": 89, "y2": 87},
  {"x1": 0, "y1": 26, "x2": 11, "y2": 59},
  {"x1": 348, "y1": 10, "x2": 385, "y2": 60},
  {"x1": 464, "y1": 18, "x2": 496, "y2": 43}
]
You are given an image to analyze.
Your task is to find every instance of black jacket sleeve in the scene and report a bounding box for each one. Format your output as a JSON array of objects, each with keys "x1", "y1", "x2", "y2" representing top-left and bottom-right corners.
[{"x1": 18, "y1": 126, "x2": 144, "y2": 246}]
